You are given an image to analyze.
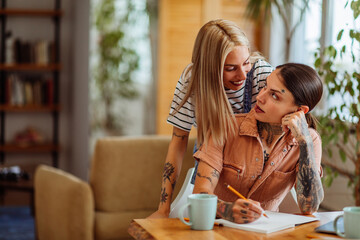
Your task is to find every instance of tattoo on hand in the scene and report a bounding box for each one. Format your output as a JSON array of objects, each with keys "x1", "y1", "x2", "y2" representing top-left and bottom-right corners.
[
  {"x1": 173, "y1": 132, "x2": 187, "y2": 140},
  {"x1": 217, "y1": 200, "x2": 235, "y2": 222},
  {"x1": 163, "y1": 162, "x2": 175, "y2": 183},
  {"x1": 160, "y1": 188, "x2": 168, "y2": 204},
  {"x1": 240, "y1": 209, "x2": 247, "y2": 214}
]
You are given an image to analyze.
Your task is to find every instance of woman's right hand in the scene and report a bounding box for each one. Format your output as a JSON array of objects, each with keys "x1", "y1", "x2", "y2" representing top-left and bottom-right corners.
[
  {"x1": 231, "y1": 199, "x2": 263, "y2": 223},
  {"x1": 217, "y1": 198, "x2": 263, "y2": 224}
]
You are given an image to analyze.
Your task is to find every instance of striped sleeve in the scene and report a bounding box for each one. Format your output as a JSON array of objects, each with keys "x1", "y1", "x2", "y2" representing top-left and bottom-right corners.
[
  {"x1": 250, "y1": 60, "x2": 274, "y2": 108},
  {"x1": 166, "y1": 64, "x2": 196, "y2": 132}
]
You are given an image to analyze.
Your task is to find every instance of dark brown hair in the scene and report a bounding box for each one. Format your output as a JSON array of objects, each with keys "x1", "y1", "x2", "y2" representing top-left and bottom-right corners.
[{"x1": 276, "y1": 63, "x2": 323, "y2": 130}]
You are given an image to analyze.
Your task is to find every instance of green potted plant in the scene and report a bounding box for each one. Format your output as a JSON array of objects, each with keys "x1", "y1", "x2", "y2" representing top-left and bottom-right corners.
[
  {"x1": 314, "y1": 0, "x2": 360, "y2": 205},
  {"x1": 91, "y1": 0, "x2": 140, "y2": 135}
]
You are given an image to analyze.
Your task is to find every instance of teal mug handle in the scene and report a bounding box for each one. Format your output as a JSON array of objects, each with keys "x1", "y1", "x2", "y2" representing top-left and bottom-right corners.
[
  {"x1": 179, "y1": 203, "x2": 191, "y2": 226},
  {"x1": 333, "y1": 215, "x2": 345, "y2": 238}
]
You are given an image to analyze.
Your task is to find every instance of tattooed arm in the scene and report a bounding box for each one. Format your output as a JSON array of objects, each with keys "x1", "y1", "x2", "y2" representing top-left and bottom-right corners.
[
  {"x1": 282, "y1": 111, "x2": 324, "y2": 214},
  {"x1": 193, "y1": 161, "x2": 263, "y2": 223},
  {"x1": 148, "y1": 127, "x2": 189, "y2": 218},
  {"x1": 193, "y1": 161, "x2": 220, "y2": 194}
]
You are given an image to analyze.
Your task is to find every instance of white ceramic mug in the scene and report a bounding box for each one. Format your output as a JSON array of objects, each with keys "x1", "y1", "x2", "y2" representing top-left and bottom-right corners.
[
  {"x1": 334, "y1": 206, "x2": 360, "y2": 239},
  {"x1": 178, "y1": 194, "x2": 217, "y2": 230}
]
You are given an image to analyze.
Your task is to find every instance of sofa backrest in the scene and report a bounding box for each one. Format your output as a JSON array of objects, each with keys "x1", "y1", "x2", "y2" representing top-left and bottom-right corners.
[{"x1": 90, "y1": 135, "x2": 196, "y2": 212}]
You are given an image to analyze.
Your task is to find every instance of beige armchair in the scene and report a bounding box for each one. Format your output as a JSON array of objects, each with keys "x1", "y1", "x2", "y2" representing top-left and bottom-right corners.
[{"x1": 35, "y1": 135, "x2": 196, "y2": 240}]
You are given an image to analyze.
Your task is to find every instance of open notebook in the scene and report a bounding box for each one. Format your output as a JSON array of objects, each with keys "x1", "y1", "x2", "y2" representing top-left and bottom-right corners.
[{"x1": 215, "y1": 211, "x2": 318, "y2": 234}]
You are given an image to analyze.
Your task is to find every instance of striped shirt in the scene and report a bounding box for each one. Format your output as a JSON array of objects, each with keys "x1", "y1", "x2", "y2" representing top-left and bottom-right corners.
[{"x1": 167, "y1": 59, "x2": 274, "y2": 132}]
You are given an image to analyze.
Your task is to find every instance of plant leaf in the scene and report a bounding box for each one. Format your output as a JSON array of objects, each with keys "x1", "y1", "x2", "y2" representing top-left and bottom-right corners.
[
  {"x1": 337, "y1": 29, "x2": 344, "y2": 41},
  {"x1": 339, "y1": 149, "x2": 346, "y2": 162}
]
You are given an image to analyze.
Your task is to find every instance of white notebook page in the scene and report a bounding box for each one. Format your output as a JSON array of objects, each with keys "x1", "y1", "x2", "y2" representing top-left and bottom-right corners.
[{"x1": 215, "y1": 211, "x2": 319, "y2": 234}]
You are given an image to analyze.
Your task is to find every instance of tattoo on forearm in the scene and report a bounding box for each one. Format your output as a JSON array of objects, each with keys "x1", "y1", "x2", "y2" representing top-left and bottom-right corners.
[
  {"x1": 196, "y1": 172, "x2": 213, "y2": 184},
  {"x1": 160, "y1": 188, "x2": 168, "y2": 204},
  {"x1": 217, "y1": 200, "x2": 235, "y2": 222},
  {"x1": 173, "y1": 132, "x2": 187, "y2": 140},
  {"x1": 200, "y1": 192, "x2": 209, "y2": 194},
  {"x1": 296, "y1": 139, "x2": 324, "y2": 213},
  {"x1": 211, "y1": 169, "x2": 220, "y2": 179},
  {"x1": 298, "y1": 145, "x2": 315, "y2": 197},
  {"x1": 163, "y1": 162, "x2": 175, "y2": 183}
]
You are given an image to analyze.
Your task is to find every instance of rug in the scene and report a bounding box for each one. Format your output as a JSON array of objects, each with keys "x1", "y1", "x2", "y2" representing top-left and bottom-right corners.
[{"x1": 0, "y1": 206, "x2": 35, "y2": 240}]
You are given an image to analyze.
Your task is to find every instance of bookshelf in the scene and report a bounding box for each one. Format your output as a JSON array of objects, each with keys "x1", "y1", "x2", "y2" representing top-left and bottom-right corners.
[
  {"x1": 0, "y1": 63, "x2": 61, "y2": 71},
  {"x1": 0, "y1": 0, "x2": 61, "y2": 178}
]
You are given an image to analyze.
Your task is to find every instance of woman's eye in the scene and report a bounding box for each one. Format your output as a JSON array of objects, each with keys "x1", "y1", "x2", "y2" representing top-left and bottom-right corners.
[
  {"x1": 271, "y1": 93, "x2": 279, "y2": 100},
  {"x1": 225, "y1": 67, "x2": 235, "y2": 71},
  {"x1": 244, "y1": 60, "x2": 250, "y2": 65}
]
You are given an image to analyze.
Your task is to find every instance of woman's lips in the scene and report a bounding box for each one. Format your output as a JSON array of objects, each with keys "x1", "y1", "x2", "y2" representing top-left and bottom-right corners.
[{"x1": 255, "y1": 104, "x2": 264, "y2": 113}]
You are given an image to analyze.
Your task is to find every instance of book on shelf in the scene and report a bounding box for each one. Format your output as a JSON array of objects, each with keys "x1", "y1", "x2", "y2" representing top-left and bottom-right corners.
[
  {"x1": 5, "y1": 34, "x2": 55, "y2": 65},
  {"x1": 5, "y1": 73, "x2": 54, "y2": 107}
]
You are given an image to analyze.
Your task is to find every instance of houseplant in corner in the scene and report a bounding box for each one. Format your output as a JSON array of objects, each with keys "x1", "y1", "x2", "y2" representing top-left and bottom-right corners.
[{"x1": 314, "y1": 0, "x2": 360, "y2": 205}]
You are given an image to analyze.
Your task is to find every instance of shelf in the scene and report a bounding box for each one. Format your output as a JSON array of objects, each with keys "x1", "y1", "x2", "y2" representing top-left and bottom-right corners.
[
  {"x1": 0, "y1": 63, "x2": 61, "y2": 71},
  {"x1": 0, "y1": 178, "x2": 34, "y2": 191},
  {"x1": 0, "y1": 9, "x2": 62, "y2": 17},
  {"x1": 0, "y1": 143, "x2": 59, "y2": 153},
  {"x1": 0, "y1": 104, "x2": 60, "y2": 112}
]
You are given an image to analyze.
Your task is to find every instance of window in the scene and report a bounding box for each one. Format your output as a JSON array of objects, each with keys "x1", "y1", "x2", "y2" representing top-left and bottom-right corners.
[{"x1": 89, "y1": 0, "x2": 153, "y2": 144}]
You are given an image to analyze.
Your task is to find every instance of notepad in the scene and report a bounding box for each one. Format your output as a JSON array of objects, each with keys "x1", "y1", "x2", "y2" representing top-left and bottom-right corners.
[{"x1": 215, "y1": 211, "x2": 319, "y2": 234}]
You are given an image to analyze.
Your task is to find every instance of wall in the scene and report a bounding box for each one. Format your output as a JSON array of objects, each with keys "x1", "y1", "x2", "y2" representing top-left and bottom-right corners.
[
  {"x1": 156, "y1": 0, "x2": 261, "y2": 135},
  {"x1": 67, "y1": 0, "x2": 90, "y2": 180}
]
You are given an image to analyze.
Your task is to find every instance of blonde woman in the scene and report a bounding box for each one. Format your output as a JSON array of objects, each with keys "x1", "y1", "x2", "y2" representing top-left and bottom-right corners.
[{"x1": 149, "y1": 19, "x2": 273, "y2": 218}]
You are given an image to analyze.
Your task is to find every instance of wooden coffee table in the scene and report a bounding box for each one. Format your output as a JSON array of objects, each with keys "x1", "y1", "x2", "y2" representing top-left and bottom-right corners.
[{"x1": 128, "y1": 212, "x2": 343, "y2": 240}]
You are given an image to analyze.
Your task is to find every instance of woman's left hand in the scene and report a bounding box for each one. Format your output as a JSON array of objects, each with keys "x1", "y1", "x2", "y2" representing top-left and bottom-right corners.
[{"x1": 281, "y1": 111, "x2": 310, "y2": 142}]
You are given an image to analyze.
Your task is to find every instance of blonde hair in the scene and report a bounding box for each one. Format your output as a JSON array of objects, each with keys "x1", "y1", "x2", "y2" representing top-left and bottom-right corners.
[{"x1": 175, "y1": 19, "x2": 261, "y2": 147}]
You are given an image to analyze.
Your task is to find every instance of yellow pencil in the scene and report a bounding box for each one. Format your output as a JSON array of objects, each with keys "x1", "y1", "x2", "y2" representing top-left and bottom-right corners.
[{"x1": 224, "y1": 183, "x2": 269, "y2": 218}]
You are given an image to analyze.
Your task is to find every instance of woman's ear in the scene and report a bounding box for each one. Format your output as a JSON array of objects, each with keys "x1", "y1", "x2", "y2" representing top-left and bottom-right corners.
[{"x1": 297, "y1": 105, "x2": 309, "y2": 114}]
